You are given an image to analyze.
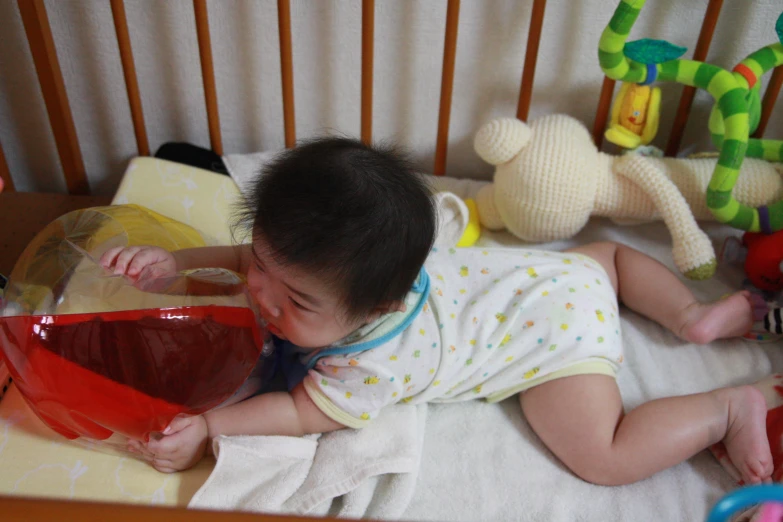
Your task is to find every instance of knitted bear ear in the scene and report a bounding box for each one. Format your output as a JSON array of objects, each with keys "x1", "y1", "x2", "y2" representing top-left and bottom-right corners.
[{"x1": 474, "y1": 118, "x2": 532, "y2": 166}]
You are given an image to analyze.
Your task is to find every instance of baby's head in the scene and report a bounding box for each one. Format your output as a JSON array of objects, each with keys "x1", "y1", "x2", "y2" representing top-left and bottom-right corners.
[{"x1": 237, "y1": 138, "x2": 436, "y2": 348}]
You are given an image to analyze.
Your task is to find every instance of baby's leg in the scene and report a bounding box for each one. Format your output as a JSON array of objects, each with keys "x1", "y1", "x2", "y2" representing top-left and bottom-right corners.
[
  {"x1": 519, "y1": 374, "x2": 771, "y2": 485},
  {"x1": 566, "y1": 242, "x2": 752, "y2": 344}
]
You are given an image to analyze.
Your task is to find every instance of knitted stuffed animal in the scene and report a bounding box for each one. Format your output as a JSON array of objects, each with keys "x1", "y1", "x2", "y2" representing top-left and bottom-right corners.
[{"x1": 473, "y1": 114, "x2": 783, "y2": 280}]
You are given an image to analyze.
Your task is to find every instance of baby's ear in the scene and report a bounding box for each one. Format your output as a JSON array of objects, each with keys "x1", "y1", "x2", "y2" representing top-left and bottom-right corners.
[
  {"x1": 386, "y1": 301, "x2": 407, "y2": 314},
  {"x1": 364, "y1": 301, "x2": 407, "y2": 324}
]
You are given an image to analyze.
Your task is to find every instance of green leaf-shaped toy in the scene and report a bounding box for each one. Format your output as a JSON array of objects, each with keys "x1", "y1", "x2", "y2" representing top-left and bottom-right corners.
[{"x1": 624, "y1": 38, "x2": 687, "y2": 65}]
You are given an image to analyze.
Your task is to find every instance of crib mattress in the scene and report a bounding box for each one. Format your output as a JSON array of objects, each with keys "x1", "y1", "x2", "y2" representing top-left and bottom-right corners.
[{"x1": 1, "y1": 157, "x2": 779, "y2": 520}]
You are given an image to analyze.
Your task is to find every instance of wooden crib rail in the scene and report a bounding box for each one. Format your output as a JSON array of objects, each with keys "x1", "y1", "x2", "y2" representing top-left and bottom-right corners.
[
  {"x1": 754, "y1": 65, "x2": 783, "y2": 138},
  {"x1": 664, "y1": 0, "x2": 724, "y2": 156},
  {"x1": 194, "y1": 0, "x2": 223, "y2": 156},
  {"x1": 361, "y1": 0, "x2": 375, "y2": 145},
  {"x1": 0, "y1": 141, "x2": 14, "y2": 192},
  {"x1": 3, "y1": 1, "x2": 780, "y2": 192},
  {"x1": 17, "y1": 0, "x2": 88, "y2": 195},
  {"x1": 591, "y1": 77, "x2": 617, "y2": 148},
  {"x1": 0, "y1": 495, "x2": 341, "y2": 522},
  {"x1": 278, "y1": 0, "x2": 296, "y2": 148},
  {"x1": 110, "y1": 0, "x2": 149, "y2": 157},
  {"x1": 433, "y1": 0, "x2": 548, "y2": 174},
  {"x1": 433, "y1": 0, "x2": 460, "y2": 176},
  {"x1": 516, "y1": 0, "x2": 547, "y2": 122}
]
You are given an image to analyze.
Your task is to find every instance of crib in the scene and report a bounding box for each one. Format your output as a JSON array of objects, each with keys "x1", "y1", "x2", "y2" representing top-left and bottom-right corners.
[{"x1": 1, "y1": 1, "x2": 783, "y2": 521}]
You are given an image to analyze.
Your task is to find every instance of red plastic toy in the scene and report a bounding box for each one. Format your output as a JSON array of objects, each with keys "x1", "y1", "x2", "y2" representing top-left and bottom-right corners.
[
  {"x1": 743, "y1": 230, "x2": 783, "y2": 293},
  {"x1": 0, "y1": 205, "x2": 271, "y2": 457}
]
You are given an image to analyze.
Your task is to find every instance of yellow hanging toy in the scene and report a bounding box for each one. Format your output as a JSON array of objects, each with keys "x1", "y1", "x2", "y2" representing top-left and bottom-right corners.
[{"x1": 604, "y1": 82, "x2": 661, "y2": 149}]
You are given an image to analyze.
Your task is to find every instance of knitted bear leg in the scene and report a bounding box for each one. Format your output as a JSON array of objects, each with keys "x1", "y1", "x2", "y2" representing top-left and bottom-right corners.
[{"x1": 614, "y1": 155, "x2": 717, "y2": 279}]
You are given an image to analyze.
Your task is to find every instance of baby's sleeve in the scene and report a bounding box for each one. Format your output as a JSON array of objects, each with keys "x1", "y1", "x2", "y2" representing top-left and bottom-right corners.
[{"x1": 303, "y1": 355, "x2": 404, "y2": 429}]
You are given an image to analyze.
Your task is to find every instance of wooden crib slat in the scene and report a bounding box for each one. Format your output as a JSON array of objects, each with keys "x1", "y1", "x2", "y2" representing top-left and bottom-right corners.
[
  {"x1": 592, "y1": 77, "x2": 616, "y2": 147},
  {"x1": 17, "y1": 0, "x2": 89, "y2": 195},
  {"x1": 278, "y1": 0, "x2": 296, "y2": 148},
  {"x1": 516, "y1": 0, "x2": 546, "y2": 122},
  {"x1": 0, "y1": 494, "x2": 342, "y2": 522},
  {"x1": 0, "y1": 141, "x2": 15, "y2": 193},
  {"x1": 434, "y1": 0, "x2": 460, "y2": 176},
  {"x1": 752, "y1": 65, "x2": 783, "y2": 139},
  {"x1": 361, "y1": 0, "x2": 375, "y2": 145},
  {"x1": 110, "y1": 0, "x2": 149, "y2": 156},
  {"x1": 665, "y1": 0, "x2": 723, "y2": 156},
  {"x1": 194, "y1": 0, "x2": 223, "y2": 155}
]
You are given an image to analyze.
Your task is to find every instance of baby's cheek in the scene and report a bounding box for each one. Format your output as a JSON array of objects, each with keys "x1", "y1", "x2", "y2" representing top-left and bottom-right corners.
[{"x1": 245, "y1": 275, "x2": 260, "y2": 295}]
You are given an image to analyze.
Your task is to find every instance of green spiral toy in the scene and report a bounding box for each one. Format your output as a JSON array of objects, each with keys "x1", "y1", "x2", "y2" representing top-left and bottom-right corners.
[{"x1": 599, "y1": 0, "x2": 783, "y2": 233}]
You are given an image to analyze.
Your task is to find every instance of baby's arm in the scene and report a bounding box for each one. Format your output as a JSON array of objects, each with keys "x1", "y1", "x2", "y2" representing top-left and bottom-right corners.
[
  {"x1": 173, "y1": 244, "x2": 253, "y2": 273},
  {"x1": 139, "y1": 383, "x2": 344, "y2": 472},
  {"x1": 205, "y1": 383, "x2": 345, "y2": 438},
  {"x1": 101, "y1": 244, "x2": 252, "y2": 279}
]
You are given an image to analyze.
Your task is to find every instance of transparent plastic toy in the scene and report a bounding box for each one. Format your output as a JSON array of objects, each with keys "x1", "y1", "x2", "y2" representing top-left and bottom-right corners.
[
  {"x1": 707, "y1": 484, "x2": 783, "y2": 522},
  {"x1": 0, "y1": 204, "x2": 272, "y2": 455}
]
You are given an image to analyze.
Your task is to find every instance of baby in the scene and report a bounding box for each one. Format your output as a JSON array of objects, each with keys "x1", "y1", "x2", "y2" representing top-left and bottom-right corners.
[{"x1": 101, "y1": 138, "x2": 770, "y2": 486}]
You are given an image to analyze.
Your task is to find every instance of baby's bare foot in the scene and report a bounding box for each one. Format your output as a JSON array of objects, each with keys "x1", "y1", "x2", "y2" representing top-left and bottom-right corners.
[
  {"x1": 721, "y1": 385, "x2": 772, "y2": 485},
  {"x1": 679, "y1": 291, "x2": 753, "y2": 344}
]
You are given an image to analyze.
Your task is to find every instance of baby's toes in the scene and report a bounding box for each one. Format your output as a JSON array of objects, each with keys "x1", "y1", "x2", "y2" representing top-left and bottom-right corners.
[
  {"x1": 754, "y1": 453, "x2": 774, "y2": 477},
  {"x1": 762, "y1": 457, "x2": 775, "y2": 480},
  {"x1": 743, "y1": 472, "x2": 761, "y2": 485},
  {"x1": 742, "y1": 459, "x2": 771, "y2": 485}
]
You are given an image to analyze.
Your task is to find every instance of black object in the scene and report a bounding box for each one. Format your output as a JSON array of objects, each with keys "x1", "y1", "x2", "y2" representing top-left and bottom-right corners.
[{"x1": 154, "y1": 142, "x2": 229, "y2": 176}]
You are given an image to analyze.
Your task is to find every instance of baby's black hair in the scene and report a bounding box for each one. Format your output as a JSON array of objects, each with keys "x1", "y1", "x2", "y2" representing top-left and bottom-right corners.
[{"x1": 235, "y1": 137, "x2": 436, "y2": 321}]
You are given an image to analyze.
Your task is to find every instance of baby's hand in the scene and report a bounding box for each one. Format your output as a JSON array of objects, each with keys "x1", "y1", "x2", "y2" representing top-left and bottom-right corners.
[
  {"x1": 99, "y1": 246, "x2": 177, "y2": 281},
  {"x1": 129, "y1": 416, "x2": 209, "y2": 473}
]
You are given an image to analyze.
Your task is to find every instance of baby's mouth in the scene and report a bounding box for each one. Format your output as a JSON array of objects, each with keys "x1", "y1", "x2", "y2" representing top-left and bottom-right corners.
[
  {"x1": 256, "y1": 306, "x2": 281, "y2": 337},
  {"x1": 267, "y1": 323, "x2": 281, "y2": 335},
  {"x1": 265, "y1": 322, "x2": 285, "y2": 339}
]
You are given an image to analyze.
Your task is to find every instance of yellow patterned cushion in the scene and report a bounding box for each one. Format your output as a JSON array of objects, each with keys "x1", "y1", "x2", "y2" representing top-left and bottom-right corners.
[
  {"x1": 112, "y1": 157, "x2": 245, "y2": 245},
  {"x1": 0, "y1": 389, "x2": 212, "y2": 504}
]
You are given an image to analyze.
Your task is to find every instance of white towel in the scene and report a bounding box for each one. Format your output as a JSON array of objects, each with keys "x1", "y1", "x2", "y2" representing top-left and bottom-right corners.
[
  {"x1": 189, "y1": 404, "x2": 427, "y2": 519},
  {"x1": 190, "y1": 435, "x2": 318, "y2": 513}
]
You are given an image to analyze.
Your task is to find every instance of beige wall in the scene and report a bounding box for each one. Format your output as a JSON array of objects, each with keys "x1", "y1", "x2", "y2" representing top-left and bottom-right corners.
[{"x1": 0, "y1": 0, "x2": 781, "y2": 194}]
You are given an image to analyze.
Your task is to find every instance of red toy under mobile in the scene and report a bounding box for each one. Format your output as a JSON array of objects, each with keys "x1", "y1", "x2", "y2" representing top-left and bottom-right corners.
[{"x1": 743, "y1": 230, "x2": 783, "y2": 294}]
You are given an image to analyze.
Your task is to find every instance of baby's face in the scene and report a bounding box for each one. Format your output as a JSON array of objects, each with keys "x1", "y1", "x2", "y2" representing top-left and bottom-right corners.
[{"x1": 246, "y1": 240, "x2": 364, "y2": 349}]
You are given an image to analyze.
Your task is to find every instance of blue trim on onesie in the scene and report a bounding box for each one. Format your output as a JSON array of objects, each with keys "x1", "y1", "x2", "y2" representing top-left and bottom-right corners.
[{"x1": 302, "y1": 267, "x2": 430, "y2": 370}]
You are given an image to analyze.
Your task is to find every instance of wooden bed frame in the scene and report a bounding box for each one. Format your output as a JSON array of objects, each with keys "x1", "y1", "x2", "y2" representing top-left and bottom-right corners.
[
  {"x1": 3, "y1": 495, "x2": 330, "y2": 522},
  {"x1": 1, "y1": 0, "x2": 782, "y2": 519}
]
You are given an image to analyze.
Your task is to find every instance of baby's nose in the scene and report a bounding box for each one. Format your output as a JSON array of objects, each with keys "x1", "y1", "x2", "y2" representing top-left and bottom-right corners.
[
  {"x1": 255, "y1": 290, "x2": 281, "y2": 318},
  {"x1": 265, "y1": 304, "x2": 282, "y2": 318}
]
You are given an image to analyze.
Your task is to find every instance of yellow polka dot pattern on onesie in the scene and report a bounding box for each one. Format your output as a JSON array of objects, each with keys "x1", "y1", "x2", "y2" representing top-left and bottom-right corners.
[{"x1": 303, "y1": 247, "x2": 623, "y2": 428}]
